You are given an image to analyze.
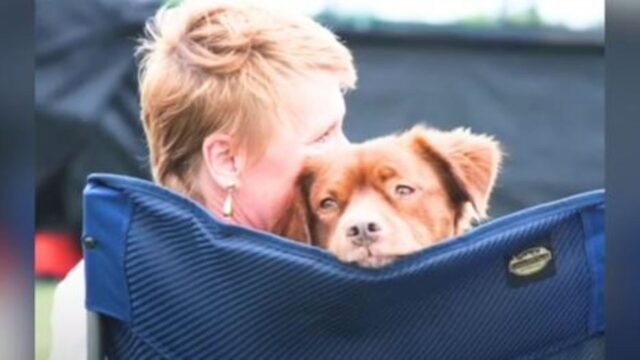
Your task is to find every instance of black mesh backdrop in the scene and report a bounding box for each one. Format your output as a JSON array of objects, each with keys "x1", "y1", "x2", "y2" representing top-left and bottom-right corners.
[{"x1": 35, "y1": 0, "x2": 604, "y2": 227}]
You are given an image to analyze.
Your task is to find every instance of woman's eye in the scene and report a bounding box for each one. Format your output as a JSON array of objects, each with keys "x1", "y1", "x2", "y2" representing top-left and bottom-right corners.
[
  {"x1": 314, "y1": 130, "x2": 331, "y2": 144},
  {"x1": 320, "y1": 197, "x2": 338, "y2": 209},
  {"x1": 395, "y1": 184, "x2": 415, "y2": 196}
]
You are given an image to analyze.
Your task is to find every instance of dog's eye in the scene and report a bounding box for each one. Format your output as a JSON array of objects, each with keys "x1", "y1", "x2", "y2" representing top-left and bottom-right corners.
[
  {"x1": 395, "y1": 184, "x2": 415, "y2": 196},
  {"x1": 319, "y1": 198, "x2": 338, "y2": 209}
]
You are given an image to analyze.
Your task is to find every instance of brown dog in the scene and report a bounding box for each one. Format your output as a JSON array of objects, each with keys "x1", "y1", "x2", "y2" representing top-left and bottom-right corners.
[{"x1": 275, "y1": 125, "x2": 503, "y2": 267}]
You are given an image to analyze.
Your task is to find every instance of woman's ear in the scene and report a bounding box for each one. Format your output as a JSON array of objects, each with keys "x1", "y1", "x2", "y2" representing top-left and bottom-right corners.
[
  {"x1": 273, "y1": 171, "x2": 316, "y2": 245},
  {"x1": 406, "y1": 124, "x2": 503, "y2": 219},
  {"x1": 202, "y1": 133, "x2": 243, "y2": 188}
]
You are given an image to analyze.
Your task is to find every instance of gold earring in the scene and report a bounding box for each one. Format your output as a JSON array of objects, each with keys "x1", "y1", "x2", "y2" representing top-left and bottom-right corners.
[{"x1": 223, "y1": 183, "x2": 236, "y2": 218}]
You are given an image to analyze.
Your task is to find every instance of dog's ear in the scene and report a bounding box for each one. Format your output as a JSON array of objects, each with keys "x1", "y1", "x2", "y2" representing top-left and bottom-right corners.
[
  {"x1": 405, "y1": 124, "x2": 503, "y2": 220},
  {"x1": 273, "y1": 171, "x2": 316, "y2": 245}
]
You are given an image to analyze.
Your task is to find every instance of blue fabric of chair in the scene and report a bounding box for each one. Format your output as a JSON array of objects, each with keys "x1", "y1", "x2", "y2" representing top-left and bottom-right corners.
[{"x1": 83, "y1": 174, "x2": 604, "y2": 359}]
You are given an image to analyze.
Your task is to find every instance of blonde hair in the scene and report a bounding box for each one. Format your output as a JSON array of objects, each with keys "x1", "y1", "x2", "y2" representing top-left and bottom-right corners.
[{"x1": 137, "y1": 0, "x2": 356, "y2": 199}]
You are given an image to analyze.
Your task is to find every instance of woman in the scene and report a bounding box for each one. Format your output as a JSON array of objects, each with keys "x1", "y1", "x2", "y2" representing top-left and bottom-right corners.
[{"x1": 49, "y1": 1, "x2": 357, "y2": 358}]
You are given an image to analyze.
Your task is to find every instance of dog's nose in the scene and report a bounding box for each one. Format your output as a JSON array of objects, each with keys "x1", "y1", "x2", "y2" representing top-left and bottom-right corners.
[{"x1": 347, "y1": 222, "x2": 381, "y2": 246}]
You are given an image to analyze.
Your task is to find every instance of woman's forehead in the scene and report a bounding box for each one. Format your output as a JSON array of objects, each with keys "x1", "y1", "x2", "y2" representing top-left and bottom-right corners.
[{"x1": 279, "y1": 72, "x2": 346, "y2": 134}]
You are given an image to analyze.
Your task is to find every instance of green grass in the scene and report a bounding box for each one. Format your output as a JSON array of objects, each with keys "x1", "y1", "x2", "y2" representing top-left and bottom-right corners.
[{"x1": 36, "y1": 279, "x2": 59, "y2": 360}]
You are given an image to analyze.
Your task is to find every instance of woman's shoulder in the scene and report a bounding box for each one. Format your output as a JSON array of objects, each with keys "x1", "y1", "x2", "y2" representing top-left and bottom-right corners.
[
  {"x1": 53, "y1": 261, "x2": 85, "y2": 304},
  {"x1": 49, "y1": 261, "x2": 86, "y2": 360}
]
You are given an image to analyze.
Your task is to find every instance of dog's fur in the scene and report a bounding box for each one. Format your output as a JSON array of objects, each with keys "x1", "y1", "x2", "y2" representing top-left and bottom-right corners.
[{"x1": 275, "y1": 125, "x2": 503, "y2": 267}]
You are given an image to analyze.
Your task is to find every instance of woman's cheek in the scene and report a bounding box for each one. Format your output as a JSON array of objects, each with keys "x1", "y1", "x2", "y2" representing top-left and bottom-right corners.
[{"x1": 337, "y1": 130, "x2": 350, "y2": 145}]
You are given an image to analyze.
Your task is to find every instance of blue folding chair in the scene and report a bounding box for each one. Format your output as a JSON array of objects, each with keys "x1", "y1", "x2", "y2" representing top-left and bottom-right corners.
[{"x1": 83, "y1": 174, "x2": 604, "y2": 359}]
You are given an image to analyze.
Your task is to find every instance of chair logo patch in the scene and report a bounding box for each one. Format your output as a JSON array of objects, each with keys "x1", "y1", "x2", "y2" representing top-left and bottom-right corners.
[
  {"x1": 508, "y1": 246, "x2": 552, "y2": 276},
  {"x1": 505, "y1": 240, "x2": 556, "y2": 288}
]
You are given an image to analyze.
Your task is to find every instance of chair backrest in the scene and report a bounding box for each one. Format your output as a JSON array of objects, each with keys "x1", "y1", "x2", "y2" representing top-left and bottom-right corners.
[{"x1": 83, "y1": 174, "x2": 604, "y2": 359}]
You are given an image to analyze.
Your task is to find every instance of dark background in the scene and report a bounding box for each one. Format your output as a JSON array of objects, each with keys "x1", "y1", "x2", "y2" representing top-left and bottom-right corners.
[
  {"x1": 35, "y1": 0, "x2": 604, "y2": 230},
  {"x1": 343, "y1": 33, "x2": 603, "y2": 216}
]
